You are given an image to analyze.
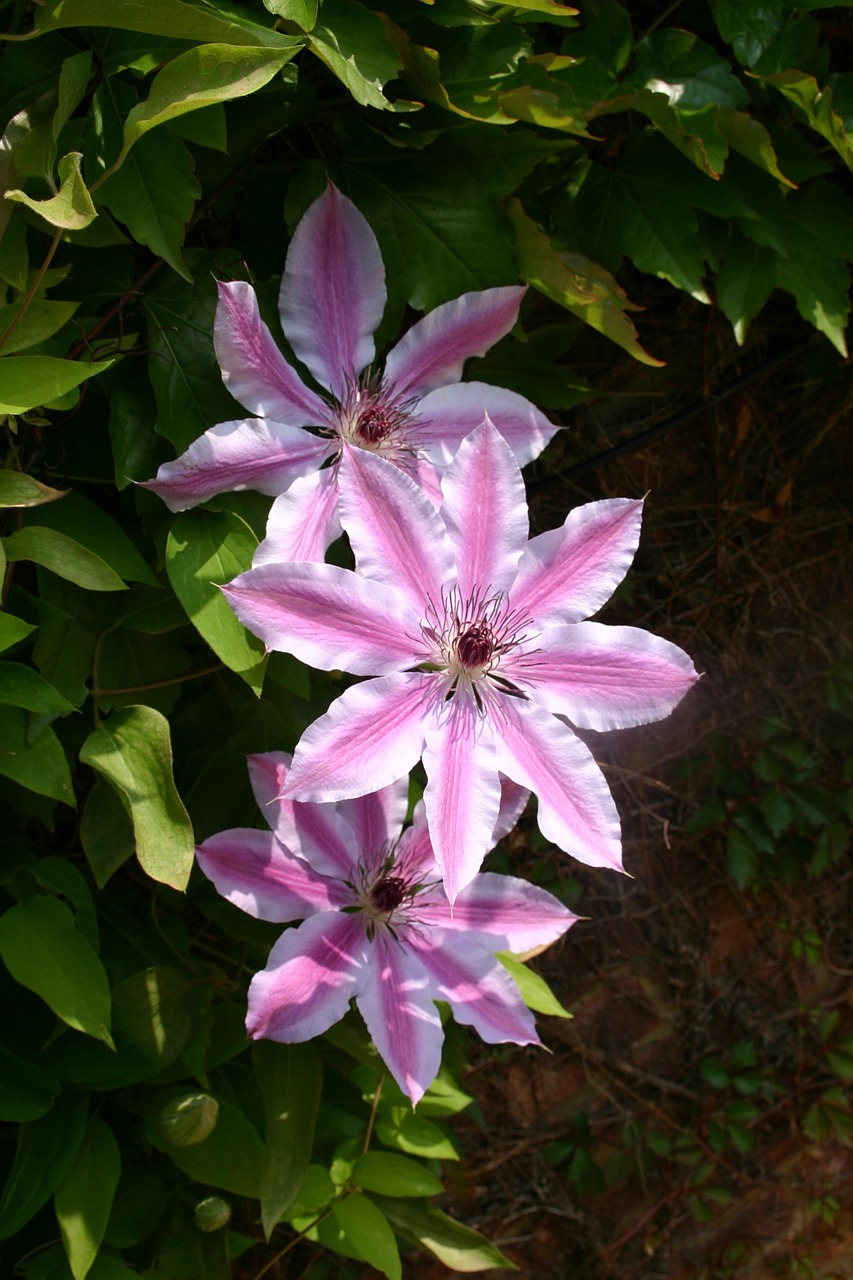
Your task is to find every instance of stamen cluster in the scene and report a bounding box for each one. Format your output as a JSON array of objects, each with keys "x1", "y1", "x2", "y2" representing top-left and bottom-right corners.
[
  {"x1": 330, "y1": 370, "x2": 418, "y2": 462},
  {"x1": 421, "y1": 587, "x2": 533, "y2": 709}
]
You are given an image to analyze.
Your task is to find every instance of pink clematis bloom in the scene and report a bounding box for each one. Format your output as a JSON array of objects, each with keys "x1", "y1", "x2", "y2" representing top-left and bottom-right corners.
[
  {"x1": 196, "y1": 752, "x2": 576, "y2": 1106},
  {"x1": 142, "y1": 182, "x2": 556, "y2": 562},
  {"x1": 224, "y1": 421, "x2": 699, "y2": 901}
]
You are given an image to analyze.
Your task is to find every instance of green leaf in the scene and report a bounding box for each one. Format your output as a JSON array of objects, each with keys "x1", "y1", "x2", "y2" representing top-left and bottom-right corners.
[
  {"x1": 111, "y1": 966, "x2": 193, "y2": 1066},
  {"x1": 0, "y1": 705, "x2": 74, "y2": 803},
  {"x1": 30, "y1": 491, "x2": 159, "y2": 586},
  {"x1": 254, "y1": 1040, "x2": 322, "y2": 1238},
  {"x1": 375, "y1": 1109, "x2": 460, "y2": 1160},
  {"x1": 0, "y1": 300, "x2": 79, "y2": 356},
  {"x1": 0, "y1": 895, "x2": 113, "y2": 1045},
  {"x1": 0, "y1": 469, "x2": 66, "y2": 508},
  {"x1": 108, "y1": 382, "x2": 163, "y2": 488},
  {"x1": 773, "y1": 183, "x2": 853, "y2": 355},
  {"x1": 144, "y1": 265, "x2": 242, "y2": 451},
  {"x1": 308, "y1": 0, "x2": 403, "y2": 111},
  {"x1": 96, "y1": 130, "x2": 200, "y2": 281},
  {"x1": 120, "y1": 44, "x2": 298, "y2": 160},
  {"x1": 496, "y1": 951, "x2": 571, "y2": 1019},
  {"x1": 6, "y1": 151, "x2": 97, "y2": 231},
  {"x1": 332, "y1": 1194, "x2": 401, "y2": 1280},
  {"x1": 35, "y1": 0, "x2": 298, "y2": 48},
  {"x1": 0, "y1": 661, "x2": 76, "y2": 715},
  {"x1": 716, "y1": 107, "x2": 795, "y2": 185},
  {"x1": 372, "y1": 1195, "x2": 516, "y2": 1273},
  {"x1": 147, "y1": 1096, "x2": 265, "y2": 1197},
  {"x1": 0, "y1": 1090, "x2": 88, "y2": 1240},
  {"x1": 759, "y1": 70, "x2": 853, "y2": 174},
  {"x1": 508, "y1": 199, "x2": 664, "y2": 366},
  {"x1": 3, "y1": 526, "x2": 127, "y2": 591},
  {"x1": 264, "y1": 0, "x2": 318, "y2": 29},
  {"x1": 0, "y1": 613, "x2": 36, "y2": 654},
  {"x1": 0, "y1": 1043, "x2": 61, "y2": 1121},
  {"x1": 352, "y1": 1152, "x2": 443, "y2": 1198},
  {"x1": 708, "y1": 0, "x2": 788, "y2": 68},
  {"x1": 0, "y1": 355, "x2": 112, "y2": 414},
  {"x1": 79, "y1": 705, "x2": 195, "y2": 890},
  {"x1": 54, "y1": 50, "x2": 94, "y2": 146},
  {"x1": 55, "y1": 1117, "x2": 121, "y2": 1280},
  {"x1": 166, "y1": 509, "x2": 267, "y2": 694},
  {"x1": 80, "y1": 778, "x2": 135, "y2": 888}
]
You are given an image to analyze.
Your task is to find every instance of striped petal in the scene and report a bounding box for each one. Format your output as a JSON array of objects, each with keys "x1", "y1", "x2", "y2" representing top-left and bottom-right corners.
[
  {"x1": 384, "y1": 286, "x2": 526, "y2": 399},
  {"x1": 141, "y1": 418, "x2": 330, "y2": 512},
  {"x1": 195, "y1": 828, "x2": 348, "y2": 922},
  {"x1": 512, "y1": 498, "x2": 644, "y2": 627},
  {"x1": 336, "y1": 777, "x2": 409, "y2": 864},
  {"x1": 492, "y1": 698, "x2": 623, "y2": 873},
  {"x1": 214, "y1": 280, "x2": 327, "y2": 423},
  {"x1": 279, "y1": 183, "x2": 386, "y2": 397},
  {"x1": 356, "y1": 934, "x2": 442, "y2": 1107},
  {"x1": 416, "y1": 380, "x2": 558, "y2": 468},
  {"x1": 524, "y1": 622, "x2": 699, "y2": 731},
  {"x1": 253, "y1": 467, "x2": 342, "y2": 566},
  {"x1": 419, "y1": 872, "x2": 577, "y2": 953},
  {"x1": 246, "y1": 752, "x2": 357, "y2": 879},
  {"x1": 415, "y1": 929, "x2": 540, "y2": 1047},
  {"x1": 247, "y1": 912, "x2": 369, "y2": 1042}
]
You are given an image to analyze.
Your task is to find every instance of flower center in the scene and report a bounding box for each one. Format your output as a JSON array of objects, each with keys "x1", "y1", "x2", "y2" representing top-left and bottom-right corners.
[
  {"x1": 455, "y1": 623, "x2": 494, "y2": 672},
  {"x1": 332, "y1": 370, "x2": 416, "y2": 457},
  {"x1": 420, "y1": 587, "x2": 534, "y2": 712},
  {"x1": 370, "y1": 875, "x2": 407, "y2": 913}
]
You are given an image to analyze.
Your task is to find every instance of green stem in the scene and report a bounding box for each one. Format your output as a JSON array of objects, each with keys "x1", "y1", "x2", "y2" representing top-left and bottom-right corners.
[
  {"x1": 0, "y1": 229, "x2": 62, "y2": 356},
  {"x1": 91, "y1": 662, "x2": 225, "y2": 698}
]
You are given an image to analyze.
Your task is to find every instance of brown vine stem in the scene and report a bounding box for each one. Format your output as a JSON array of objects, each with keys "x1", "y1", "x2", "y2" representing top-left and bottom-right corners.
[
  {"x1": 0, "y1": 228, "x2": 62, "y2": 356},
  {"x1": 90, "y1": 662, "x2": 225, "y2": 698}
]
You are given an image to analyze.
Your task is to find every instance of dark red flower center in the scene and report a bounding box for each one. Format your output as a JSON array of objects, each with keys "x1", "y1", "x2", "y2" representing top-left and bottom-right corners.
[
  {"x1": 455, "y1": 624, "x2": 494, "y2": 670},
  {"x1": 354, "y1": 399, "x2": 395, "y2": 445},
  {"x1": 371, "y1": 875, "x2": 407, "y2": 913}
]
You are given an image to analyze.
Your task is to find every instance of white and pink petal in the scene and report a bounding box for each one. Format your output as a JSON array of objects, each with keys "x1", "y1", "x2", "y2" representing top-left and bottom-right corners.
[
  {"x1": 415, "y1": 929, "x2": 540, "y2": 1047},
  {"x1": 247, "y1": 912, "x2": 369, "y2": 1043},
  {"x1": 196, "y1": 828, "x2": 348, "y2": 922},
  {"x1": 253, "y1": 467, "x2": 342, "y2": 566},
  {"x1": 415, "y1": 381, "x2": 557, "y2": 468},
  {"x1": 246, "y1": 752, "x2": 357, "y2": 879},
  {"x1": 279, "y1": 183, "x2": 386, "y2": 398},
  {"x1": 524, "y1": 621, "x2": 699, "y2": 731},
  {"x1": 140, "y1": 418, "x2": 330, "y2": 512},
  {"x1": 356, "y1": 934, "x2": 443, "y2": 1107},
  {"x1": 419, "y1": 872, "x2": 577, "y2": 953}
]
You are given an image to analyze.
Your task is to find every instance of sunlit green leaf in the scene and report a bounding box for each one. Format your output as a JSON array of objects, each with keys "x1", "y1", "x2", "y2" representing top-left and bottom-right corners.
[
  {"x1": 353, "y1": 1152, "x2": 443, "y2": 1198},
  {"x1": 0, "y1": 705, "x2": 74, "y2": 803},
  {"x1": 35, "y1": 0, "x2": 297, "y2": 48},
  {"x1": 79, "y1": 704, "x2": 195, "y2": 890},
  {"x1": 333, "y1": 1194, "x2": 401, "y2": 1280},
  {"x1": 3, "y1": 526, "x2": 127, "y2": 591},
  {"x1": 55, "y1": 1117, "x2": 121, "y2": 1280},
  {"x1": 0, "y1": 355, "x2": 112, "y2": 414},
  {"x1": 0, "y1": 300, "x2": 79, "y2": 356},
  {"x1": 372, "y1": 1195, "x2": 516, "y2": 1272},
  {"x1": 0, "y1": 895, "x2": 113, "y2": 1045},
  {"x1": 0, "y1": 661, "x2": 75, "y2": 715},
  {"x1": 308, "y1": 0, "x2": 403, "y2": 111},
  {"x1": 6, "y1": 151, "x2": 97, "y2": 230},
  {"x1": 255, "y1": 1040, "x2": 322, "y2": 1238},
  {"x1": 146, "y1": 1095, "x2": 265, "y2": 1197},
  {"x1": 496, "y1": 951, "x2": 572, "y2": 1018}
]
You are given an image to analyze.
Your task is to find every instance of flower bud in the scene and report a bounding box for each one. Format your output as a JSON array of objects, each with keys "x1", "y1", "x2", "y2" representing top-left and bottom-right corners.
[
  {"x1": 194, "y1": 1196, "x2": 231, "y2": 1232},
  {"x1": 159, "y1": 1092, "x2": 219, "y2": 1146}
]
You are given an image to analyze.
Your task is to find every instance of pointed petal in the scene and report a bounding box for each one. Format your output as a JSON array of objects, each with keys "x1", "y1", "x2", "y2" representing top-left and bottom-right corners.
[
  {"x1": 512, "y1": 498, "x2": 644, "y2": 627},
  {"x1": 419, "y1": 872, "x2": 576, "y2": 953},
  {"x1": 395, "y1": 801, "x2": 440, "y2": 880},
  {"x1": 356, "y1": 935, "x2": 442, "y2": 1107},
  {"x1": 247, "y1": 752, "x2": 356, "y2": 879},
  {"x1": 439, "y1": 419, "x2": 528, "y2": 598},
  {"x1": 415, "y1": 381, "x2": 558, "y2": 468},
  {"x1": 280, "y1": 183, "x2": 386, "y2": 397},
  {"x1": 196, "y1": 828, "x2": 347, "y2": 922},
  {"x1": 416, "y1": 930, "x2": 539, "y2": 1047},
  {"x1": 336, "y1": 777, "x2": 409, "y2": 862},
  {"x1": 338, "y1": 445, "x2": 456, "y2": 612},
  {"x1": 524, "y1": 622, "x2": 699, "y2": 731},
  {"x1": 384, "y1": 286, "x2": 526, "y2": 399},
  {"x1": 223, "y1": 562, "x2": 419, "y2": 674},
  {"x1": 247, "y1": 912, "x2": 369, "y2": 1042},
  {"x1": 492, "y1": 775, "x2": 531, "y2": 845},
  {"x1": 492, "y1": 699, "x2": 623, "y2": 873},
  {"x1": 141, "y1": 419, "x2": 331, "y2": 512},
  {"x1": 214, "y1": 280, "x2": 327, "y2": 422},
  {"x1": 283, "y1": 673, "x2": 433, "y2": 804},
  {"x1": 253, "y1": 467, "x2": 342, "y2": 566},
  {"x1": 422, "y1": 701, "x2": 502, "y2": 903}
]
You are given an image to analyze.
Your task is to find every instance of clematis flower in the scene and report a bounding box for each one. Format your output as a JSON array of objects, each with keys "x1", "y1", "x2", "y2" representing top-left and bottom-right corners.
[
  {"x1": 142, "y1": 182, "x2": 556, "y2": 562},
  {"x1": 223, "y1": 419, "x2": 699, "y2": 902},
  {"x1": 196, "y1": 752, "x2": 576, "y2": 1106}
]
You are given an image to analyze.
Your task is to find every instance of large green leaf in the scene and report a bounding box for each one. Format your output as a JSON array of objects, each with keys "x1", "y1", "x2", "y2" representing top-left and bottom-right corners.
[
  {"x1": 55, "y1": 1117, "x2": 121, "y2": 1280},
  {"x1": 716, "y1": 229, "x2": 777, "y2": 343},
  {"x1": 759, "y1": 69, "x2": 853, "y2": 174},
  {"x1": 352, "y1": 1152, "x2": 443, "y2": 1198},
  {"x1": 0, "y1": 1090, "x2": 88, "y2": 1241},
  {"x1": 96, "y1": 129, "x2": 200, "y2": 280},
  {"x1": 508, "y1": 199, "x2": 663, "y2": 366},
  {"x1": 79, "y1": 704, "x2": 195, "y2": 890},
  {"x1": 0, "y1": 300, "x2": 79, "y2": 356},
  {"x1": 3, "y1": 526, "x2": 127, "y2": 591},
  {"x1": 0, "y1": 614, "x2": 35, "y2": 653},
  {"x1": 0, "y1": 895, "x2": 113, "y2": 1045},
  {"x1": 308, "y1": 0, "x2": 404, "y2": 110},
  {"x1": 31, "y1": 490, "x2": 159, "y2": 586},
  {"x1": 0, "y1": 469, "x2": 66, "y2": 507},
  {"x1": 0, "y1": 355, "x2": 112, "y2": 414},
  {"x1": 120, "y1": 44, "x2": 299, "y2": 160},
  {"x1": 254, "y1": 1041, "x2": 322, "y2": 1238},
  {"x1": 166, "y1": 509, "x2": 267, "y2": 695},
  {"x1": 372, "y1": 1195, "x2": 516, "y2": 1273},
  {"x1": 0, "y1": 661, "x2": 76, "y2": 715},
  {"x1": 0, "y1": 1044, "x2": 61, "y2": 1122},
  {"x1": 79, "y1": 777, "x2": 135, "y2": 888},
  {"x1": 333, "y1": 1195, "x2": 401, "y2": 1280},
  {"x1": 0, "y1": 705, "x2": 74, "y2": 803},
  {"x1": 111, "y1": 966, "x2": 193, "y2": 1067},
  {"x1": 35, "y1": 0, "x2": 297, "y2": 48}
]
